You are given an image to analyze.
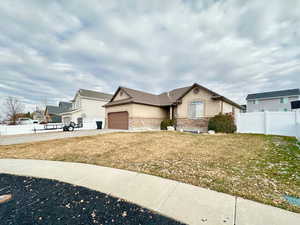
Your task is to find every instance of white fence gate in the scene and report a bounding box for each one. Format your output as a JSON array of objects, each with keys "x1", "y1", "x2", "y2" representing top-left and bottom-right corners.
[{"x1": 236, "y1": 111, "x2": 300, "y2": 139}]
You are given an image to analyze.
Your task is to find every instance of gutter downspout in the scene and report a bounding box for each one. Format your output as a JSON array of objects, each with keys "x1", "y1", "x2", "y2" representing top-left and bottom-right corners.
[
  {"x1": 173, "y1": 103, "x2": 178, "y2": 130},
  {"x1": 221, "y1": 101, "x2": 224, "y2": 114}
]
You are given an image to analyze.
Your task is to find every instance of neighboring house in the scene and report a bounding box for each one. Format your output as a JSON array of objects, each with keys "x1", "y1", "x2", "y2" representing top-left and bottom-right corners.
[
  {"x1": 60, "y1": 89, "x2": 113, "y2": 126},
  {"x1": 44, "y1": 102, "x2": 72, "y2": 123},
  {"x1": 246, "y1": 89, "x2": 300, "y2": 112},
  {"x1": 32, "y1": 109, "x2": 45, "y2": 122},
  {"x1": 240, "y1": 105, "x2": 247, "y2": 113},
  {"x1": 104, "y1": 83, "x2": 242, "y2": 131}
]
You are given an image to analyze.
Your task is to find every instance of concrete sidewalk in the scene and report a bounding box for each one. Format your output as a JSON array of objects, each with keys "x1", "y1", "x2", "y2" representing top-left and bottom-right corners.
[
  {"x1": 0, "y1": 159, "x2": 299, "y2": 225},
  {"x1": 0, "y1": 129, "x2": 128, "y2": 145}
]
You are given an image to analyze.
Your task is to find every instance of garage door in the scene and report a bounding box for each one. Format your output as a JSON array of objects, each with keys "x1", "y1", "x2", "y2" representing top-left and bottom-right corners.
[{"x1": 108, "y1": 111, "x2": 129, "y2": 130}]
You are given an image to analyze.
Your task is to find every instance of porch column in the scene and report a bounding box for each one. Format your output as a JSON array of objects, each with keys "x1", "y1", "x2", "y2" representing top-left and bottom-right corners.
[{"x1": 170, "y1": 106, "x2": 173, "y2": 119}]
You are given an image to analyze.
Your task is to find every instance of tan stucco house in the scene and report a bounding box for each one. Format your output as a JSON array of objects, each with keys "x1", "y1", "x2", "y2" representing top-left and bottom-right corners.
[
  {"x1": 104, "y1": 83, "x2": 242, "y2": 131},
  {"x1": 60, "y1": 89, "x2": 112, "y2": 127}
]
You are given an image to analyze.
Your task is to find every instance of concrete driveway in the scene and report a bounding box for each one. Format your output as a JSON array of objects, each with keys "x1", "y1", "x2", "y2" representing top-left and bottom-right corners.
[
  {"x1": 0, "y1": 129, "x2": 124, "y2": 145},
  {"x1": 0, "y1": 159, "x2": 299, "y2": 225}
]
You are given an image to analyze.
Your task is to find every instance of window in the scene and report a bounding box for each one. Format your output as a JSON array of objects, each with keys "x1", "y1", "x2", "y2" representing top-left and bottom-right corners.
[
  {"x1": 193, "y1": 87, "x2": 200, "y2": 94},
  {"x1": 254, "y1": 100, "x2": 259, "y2": 104},
  {"x1": 280, "y1": 98, "x2": 288, "y2": 104},
  {"x1": 189, "y1": 101, "x2": 204, "y2": 119}
]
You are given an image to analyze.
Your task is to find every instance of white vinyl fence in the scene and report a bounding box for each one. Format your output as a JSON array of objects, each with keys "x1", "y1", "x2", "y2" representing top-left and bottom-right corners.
[
  {"x1": 0, "y1": 119, "x2": 105, "y2": 136},
  {"x1": 0, "y1": 124, "x2": 55, "y2": 136},
  {"x1": 236, "y1": 111, "x2": 300, "y2": 139}
]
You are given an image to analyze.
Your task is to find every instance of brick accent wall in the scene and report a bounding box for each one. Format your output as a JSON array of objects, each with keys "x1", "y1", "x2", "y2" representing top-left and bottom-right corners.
[
  {"x1": 129, "y1": 117, "x2": 163, "y2": 130},
  {"x1": 176, "y1": 117, "x2": 210, "y2": 132}
]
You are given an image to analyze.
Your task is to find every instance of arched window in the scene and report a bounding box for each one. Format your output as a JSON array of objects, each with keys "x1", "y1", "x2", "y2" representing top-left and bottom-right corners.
[{"x1": 189, "y1": 101, "x2": 204, "y2": 119}]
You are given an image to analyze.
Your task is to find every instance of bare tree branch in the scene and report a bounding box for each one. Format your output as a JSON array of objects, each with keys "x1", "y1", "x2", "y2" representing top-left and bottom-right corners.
[{"x1": 5, "y1": 97, "x2": 24, "y2": 125}]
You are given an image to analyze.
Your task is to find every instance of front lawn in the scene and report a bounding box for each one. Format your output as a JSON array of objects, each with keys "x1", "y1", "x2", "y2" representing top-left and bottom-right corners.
[{"x1": 0, "y1": 132, "x2": 299, "y2": 213}]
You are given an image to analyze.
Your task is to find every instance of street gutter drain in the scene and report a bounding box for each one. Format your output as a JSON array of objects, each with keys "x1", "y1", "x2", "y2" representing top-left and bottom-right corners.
[{"x1": 0, "y1": 194, "x2": 12, "y2": 204}]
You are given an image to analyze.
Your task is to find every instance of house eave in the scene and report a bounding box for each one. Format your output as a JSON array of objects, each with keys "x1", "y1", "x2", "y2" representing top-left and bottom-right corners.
[
  {"x1": 246, "y1": 95, "x2": 300, "y2": 101},
  {"x1": 104, "y1": 101, "x2": 165, "y2": 108},
  {"x1": 60, "y1": 109, "x2": 81, "y2": 115}
]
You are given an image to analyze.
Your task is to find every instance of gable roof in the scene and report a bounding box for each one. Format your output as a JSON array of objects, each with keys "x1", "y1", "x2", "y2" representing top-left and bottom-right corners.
[
  {"x1": 246, "y1": 89, "x2": 300, "y2": 100},
  {"x1": 158, "y1": 86, "x2": 191, "y2": 106},
  {"x1": 59, "y1": 101, "x2": 72, "y2": 110},
  {"x1": 45, "y1": 102, "x2": 73, "y2": 115},
  {"x1": 107, "y1": 87, "x2": 161, "y2": 107},
  {"x1": 77, "y1": 89, "x2": 113, "y2": 101},
  {"x1": 45, "y1": 105, "x2": 67, "y2": 115},
  {"x1": 105, "y1": 83, "x2": 242, "y2": 109}
]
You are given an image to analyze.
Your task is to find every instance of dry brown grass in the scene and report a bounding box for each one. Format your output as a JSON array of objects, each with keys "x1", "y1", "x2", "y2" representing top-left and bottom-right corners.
[{"x1": 0, "y1": 131, "x2": 299, "y2": 212}]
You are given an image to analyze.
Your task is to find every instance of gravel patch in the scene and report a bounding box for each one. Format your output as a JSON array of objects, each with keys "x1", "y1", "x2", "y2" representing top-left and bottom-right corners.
[{"x1": 0, "y1": 173, "x2": 185, "y2": 225}]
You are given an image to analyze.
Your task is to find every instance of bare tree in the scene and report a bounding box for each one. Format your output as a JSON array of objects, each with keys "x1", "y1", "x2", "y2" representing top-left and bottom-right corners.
[
  {"x1": 5, "y1": 96, "x2": 24, "y2": 125},
  {"x1": 41, "y1": 97, "x2": 48, "y2": 109}
]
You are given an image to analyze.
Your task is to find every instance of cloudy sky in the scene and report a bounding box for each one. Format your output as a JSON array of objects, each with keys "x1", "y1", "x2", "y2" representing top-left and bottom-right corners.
[{"x1": 0, "y1": 0, "x2": 299, "y2": 115}]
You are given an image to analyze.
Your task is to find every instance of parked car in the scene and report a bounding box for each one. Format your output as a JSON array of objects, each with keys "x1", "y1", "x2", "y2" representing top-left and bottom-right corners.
[
  {"x1": 17, "y1": 118, "x2": 34, "y2": 125},
  {"x1": 16, "y1": 118, "x2": 39, "y2": 125}
]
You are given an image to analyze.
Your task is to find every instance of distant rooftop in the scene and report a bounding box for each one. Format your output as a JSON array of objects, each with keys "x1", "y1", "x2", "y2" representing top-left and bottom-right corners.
[
  {"x1": 45, "y1": 105, "x2": 68, "y2": 115},
  {"x1": 59, "y1": 101, "x2": 72, "y2": 110},
  {"x1": 246, "y1": 89, "x2": 300, "y2": 100},
  {"x1": 78, "y1": 89, "x2": 113, "y2": 101}
]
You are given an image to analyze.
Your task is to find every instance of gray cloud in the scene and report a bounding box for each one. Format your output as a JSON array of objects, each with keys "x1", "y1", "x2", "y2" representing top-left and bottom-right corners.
[{"x1": 0, "y1": 0, "x2": 299, "y2": 115}]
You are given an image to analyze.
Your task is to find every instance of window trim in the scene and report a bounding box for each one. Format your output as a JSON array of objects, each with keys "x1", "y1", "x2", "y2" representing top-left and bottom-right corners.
[
  {"x1": 188, "y1": 100, "x2": 204, "y2": 119},
  {"x1": 280, "y1": 97, "x2": 288, "y2": 104}
]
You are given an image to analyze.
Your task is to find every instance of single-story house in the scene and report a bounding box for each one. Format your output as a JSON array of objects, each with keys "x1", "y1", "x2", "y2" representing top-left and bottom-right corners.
[
  {"x1": 44, "y1": 102, "x2": 72, "y2": 123},
  {"x1": 104, "y1": 83, "x2": 243, "y2": 131},
  {"x1": 60, "y1": 89, "x2": 113, "y2": 126}
]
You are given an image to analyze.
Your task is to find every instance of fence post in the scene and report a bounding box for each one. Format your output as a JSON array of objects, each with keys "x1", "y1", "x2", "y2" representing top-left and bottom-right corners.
[
  {"x1": 296, "y1": 111, "x2": 300, "y2": 140},
  {"x1": 236, "y1": 113, "x2": 240, "y2": 133},
  {"x1": 264, "y1": 111, "x2": 268, "y2": 135}
]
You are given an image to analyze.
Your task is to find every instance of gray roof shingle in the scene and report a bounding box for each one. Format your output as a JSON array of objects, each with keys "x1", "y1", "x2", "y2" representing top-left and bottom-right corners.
[
  {"x1": 246, "y1": 89, "x2": 300, "y2": 100},
  {"x1": 105, "y1": 83, "x2": 242, "y2": 109},
  {"x1": 45, "y1": 105, "x2": 67, "y2": 115},
  {"x1": 59, "y1": 102, "x2": 72, "y2": 110},
  {"x1": 158, "y1": 86, "x2": 191, "y2": 106},
  {"x1": 78, "y1": 89, "x2": 113, "y2": 101}
]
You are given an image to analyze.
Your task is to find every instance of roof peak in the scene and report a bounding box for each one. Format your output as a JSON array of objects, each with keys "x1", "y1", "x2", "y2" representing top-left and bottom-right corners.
[
  {"x1": 120, "y1": 84, "x2": 194, "y2": 97},
  {"x1": 79, "y1": 88, "x2": 111, "y2": 94},
  {"x1": 120, "y1": 86, "x2": 157, "y2": 96},
  {"x1": 76, "y1": 89, "x2": 113, "y2": 101},
  {"x1": 106, "y1": 83, "x2": 242, "y2": 109}
]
